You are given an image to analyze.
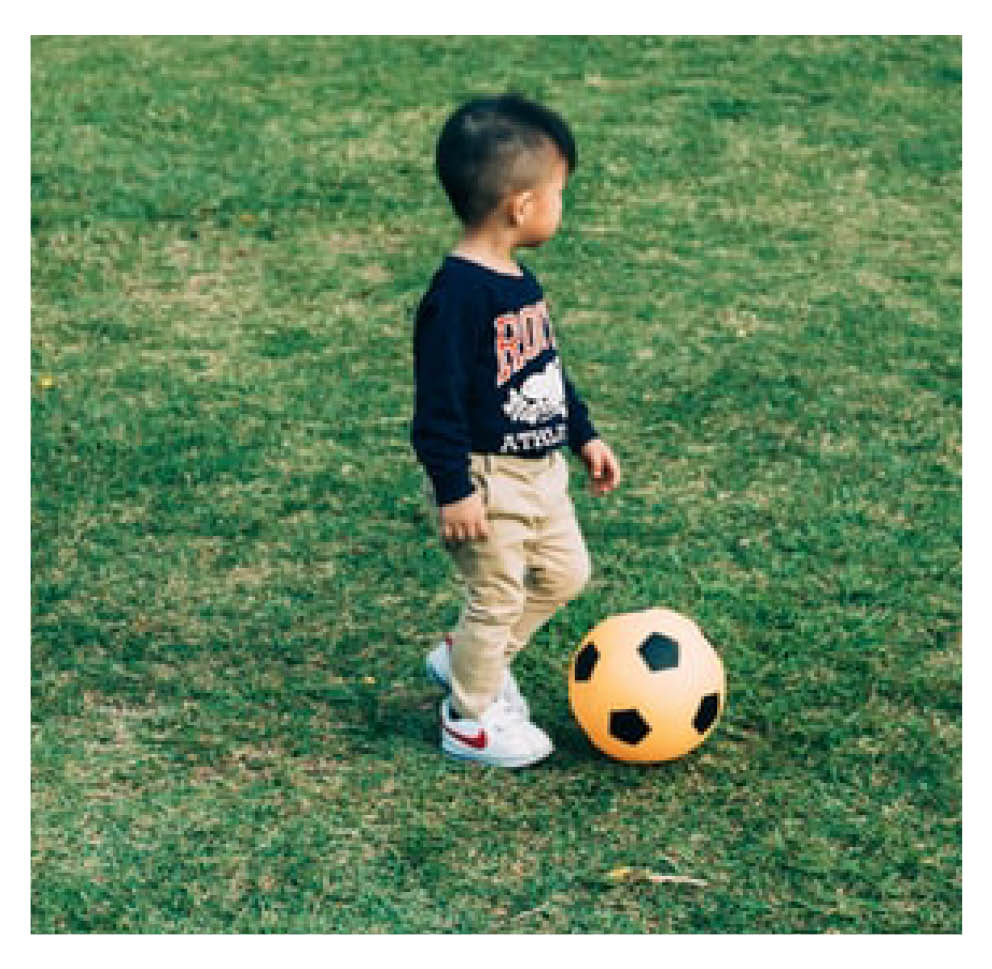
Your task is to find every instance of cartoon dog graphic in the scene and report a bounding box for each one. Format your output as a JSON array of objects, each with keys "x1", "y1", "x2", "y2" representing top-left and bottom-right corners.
[{"x1": 502, "y1": 358, "x2": 568, "y2": 425}]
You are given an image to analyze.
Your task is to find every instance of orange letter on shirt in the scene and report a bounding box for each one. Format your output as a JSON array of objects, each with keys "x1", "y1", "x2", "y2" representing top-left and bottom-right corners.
[{"x1": 495, "y1": 312, "x2": 524, "y2": 386}]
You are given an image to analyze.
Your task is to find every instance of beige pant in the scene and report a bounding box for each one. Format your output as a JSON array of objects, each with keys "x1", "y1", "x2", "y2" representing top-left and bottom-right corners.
[{"x1": 426, "y1": 450, "x2": 591, "y2": 719}]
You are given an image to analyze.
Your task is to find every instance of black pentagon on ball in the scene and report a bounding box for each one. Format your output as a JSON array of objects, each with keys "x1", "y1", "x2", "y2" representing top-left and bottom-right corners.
[
  {"x1": 693, "y1": 693, "x2": 720, "y2": 734},
  {"x1": 609, "y1": 708, "x2": 651, "y2": 744},
  {"x1": 573, "y1": 641, "x2": 600, "y2": 682},
  {"x1": 638, "y1": 632, "x2": 680, "y2": 672}
]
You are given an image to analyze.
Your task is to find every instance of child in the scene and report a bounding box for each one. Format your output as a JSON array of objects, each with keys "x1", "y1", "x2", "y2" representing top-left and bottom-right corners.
[{"x1": 411, "y1": 93, "x2": 620, "y2": 767}]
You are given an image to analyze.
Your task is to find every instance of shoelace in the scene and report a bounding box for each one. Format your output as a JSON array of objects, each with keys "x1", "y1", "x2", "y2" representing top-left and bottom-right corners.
[{"x1": 485, "y1": 700, "x2": 533, "y2": 734}]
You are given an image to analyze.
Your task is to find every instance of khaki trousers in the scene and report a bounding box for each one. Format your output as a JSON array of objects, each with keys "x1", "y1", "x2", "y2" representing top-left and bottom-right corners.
[{"x1": 426, "y1": 450, "x2": 591, "y2": 719}]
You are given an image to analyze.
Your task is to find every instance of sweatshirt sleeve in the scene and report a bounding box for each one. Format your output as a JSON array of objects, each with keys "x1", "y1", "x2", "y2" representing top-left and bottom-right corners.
[
  {"x1": 563, "y1": 367, "x2": 598, "y2": 454},
  {"x1": 410, "y1": 287, "x2": 480, "y2": 506}
]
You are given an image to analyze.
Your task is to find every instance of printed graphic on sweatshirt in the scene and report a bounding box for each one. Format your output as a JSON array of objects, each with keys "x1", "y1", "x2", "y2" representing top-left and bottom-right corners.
[
  {"x1": 493, "y1": 299, "x2": 558, "y2": 387},
  {"x1": 499, "y1": 424, "x2": 568, "y2": 454},
  {"x1": 502, "y1": 358, "x2": 567, "y2": 425}
]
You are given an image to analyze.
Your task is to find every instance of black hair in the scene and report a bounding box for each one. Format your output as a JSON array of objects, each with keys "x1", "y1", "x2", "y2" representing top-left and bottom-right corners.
[{"x1": 435, "y1": 92, "x2": 577, "y2": 227}]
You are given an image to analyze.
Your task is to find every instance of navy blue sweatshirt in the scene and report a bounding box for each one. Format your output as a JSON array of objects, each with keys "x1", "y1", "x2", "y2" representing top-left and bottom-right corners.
[{"x1": 411, "y1": 254, "x2": 597, "y2": 506}]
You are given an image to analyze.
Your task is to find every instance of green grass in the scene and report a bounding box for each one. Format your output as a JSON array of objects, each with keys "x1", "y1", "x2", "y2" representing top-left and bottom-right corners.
[{"x1": 31, "y1": 36, "x2": 961, "y2": 933}]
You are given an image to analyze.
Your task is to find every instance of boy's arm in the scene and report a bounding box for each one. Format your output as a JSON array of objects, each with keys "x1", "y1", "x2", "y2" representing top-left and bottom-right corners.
[
  {"x1": 411, "y1": 290, "x2": 477, "y2": 506},
  {"x1": 562, "y1": 368, "x2": 598, "y2": 454},
  {"x1": 563, "y1": 367, "x2": 620, "y2": 494}
]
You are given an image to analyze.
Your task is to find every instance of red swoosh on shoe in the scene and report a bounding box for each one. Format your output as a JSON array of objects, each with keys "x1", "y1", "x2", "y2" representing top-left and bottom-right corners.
[{"x1": 443, "y1": 723, "x2": 488, "y2": 749}]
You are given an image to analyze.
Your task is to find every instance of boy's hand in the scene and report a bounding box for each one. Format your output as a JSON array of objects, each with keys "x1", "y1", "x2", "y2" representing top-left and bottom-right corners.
[
  {"x1": 580, "y1": 438, "x2": 621, "y2": 496},
  {"x1": 439, "y1": 490, "x2": 490, "y2": 542}
]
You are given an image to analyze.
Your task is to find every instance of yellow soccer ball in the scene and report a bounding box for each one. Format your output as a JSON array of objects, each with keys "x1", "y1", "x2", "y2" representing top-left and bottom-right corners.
[{"x1": 568, "y1": 607, "x2": 726, "y2": 762}]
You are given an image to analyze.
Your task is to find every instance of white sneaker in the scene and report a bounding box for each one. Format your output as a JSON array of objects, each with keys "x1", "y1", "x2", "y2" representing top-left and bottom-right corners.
[
  {"x1": 440, "y1": 696, "x2": 553, "y2": 768},
  {"x1": 425, "y1": 635, "x2": 530, "y2": 719}
]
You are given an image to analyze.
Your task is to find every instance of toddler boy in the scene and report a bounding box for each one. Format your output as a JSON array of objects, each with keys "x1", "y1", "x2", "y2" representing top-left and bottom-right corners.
[{"x1": 411, "y1": 93, "x2": 620, "y2": 767}]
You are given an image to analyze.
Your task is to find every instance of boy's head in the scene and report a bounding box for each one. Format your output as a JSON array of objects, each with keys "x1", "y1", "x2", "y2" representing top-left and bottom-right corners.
[{"x1": 436, "y1": 93, "x2": 577, "y2": 240}]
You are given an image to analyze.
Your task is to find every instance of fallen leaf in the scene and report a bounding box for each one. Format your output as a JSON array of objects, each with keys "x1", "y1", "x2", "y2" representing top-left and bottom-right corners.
[{"x1": 605, "y1": 866, "x2": 707, "y2": 887}]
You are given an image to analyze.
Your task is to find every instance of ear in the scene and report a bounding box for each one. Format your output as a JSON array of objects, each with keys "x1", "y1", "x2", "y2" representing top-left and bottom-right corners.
[{"x1": 510, "y1": 189, "x2": 534, "y2": 227}]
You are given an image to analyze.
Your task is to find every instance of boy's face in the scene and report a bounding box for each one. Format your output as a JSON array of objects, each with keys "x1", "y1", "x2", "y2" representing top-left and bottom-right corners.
[{"x1": 514, "y1": 149, "x2": 568, "y2": 247}]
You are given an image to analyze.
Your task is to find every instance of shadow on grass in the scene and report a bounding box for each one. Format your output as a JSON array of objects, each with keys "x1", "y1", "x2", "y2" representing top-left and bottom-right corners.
[{"x1": 340, "y1": 677, "x2": 686, "y2": 783}]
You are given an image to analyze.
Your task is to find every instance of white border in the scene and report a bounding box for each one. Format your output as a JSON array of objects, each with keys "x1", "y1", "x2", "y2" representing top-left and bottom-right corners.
[
  {"x1": 14, "y1": 13, "x2": 977, "y2": 953},
  {"x1": 13, "y1": 2, "x2": 972, "y2": 36}
]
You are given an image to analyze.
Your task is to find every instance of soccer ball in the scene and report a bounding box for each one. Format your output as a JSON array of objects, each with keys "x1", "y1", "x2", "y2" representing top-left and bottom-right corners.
[{"x1": 567, "y1": 607, "x2": 726, "y2": 762}]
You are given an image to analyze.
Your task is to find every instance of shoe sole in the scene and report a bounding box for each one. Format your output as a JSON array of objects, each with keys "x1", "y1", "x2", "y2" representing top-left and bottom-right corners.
[{"x1": 441, "y1": 738, "x2": 553, "y2": 769}]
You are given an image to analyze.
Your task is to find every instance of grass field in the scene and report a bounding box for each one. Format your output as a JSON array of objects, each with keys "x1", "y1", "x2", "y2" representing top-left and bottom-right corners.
[{"x1": 31, "y1": 35, "x2": 961, "y2": 933}]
